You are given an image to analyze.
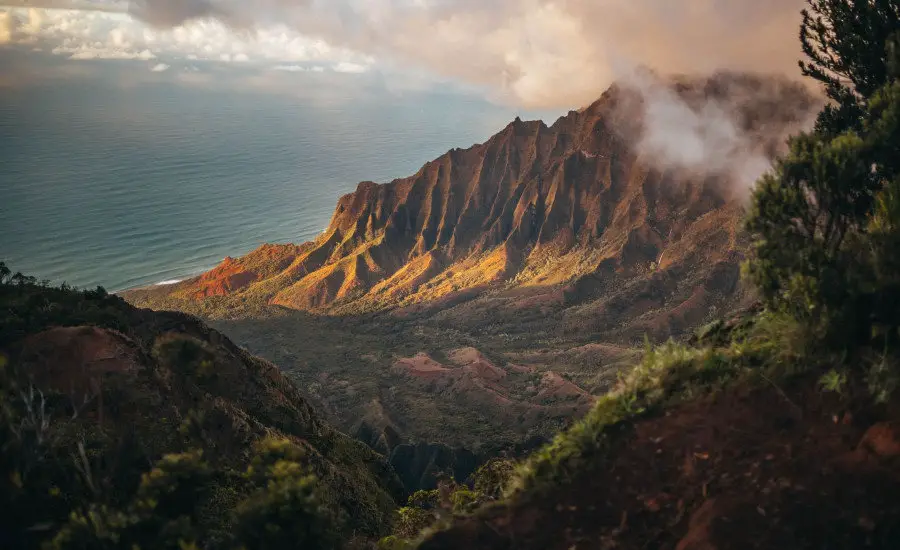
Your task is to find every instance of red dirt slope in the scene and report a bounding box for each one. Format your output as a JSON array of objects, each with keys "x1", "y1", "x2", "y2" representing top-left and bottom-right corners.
[{"x1": 418, "y1": 375, "x2": 900, "y2": 550}]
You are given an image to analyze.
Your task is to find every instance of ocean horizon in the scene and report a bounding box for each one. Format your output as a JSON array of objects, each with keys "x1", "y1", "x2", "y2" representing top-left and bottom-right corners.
[{"x1": 1, "y1": 64, "x2": 560, "y2": 293}]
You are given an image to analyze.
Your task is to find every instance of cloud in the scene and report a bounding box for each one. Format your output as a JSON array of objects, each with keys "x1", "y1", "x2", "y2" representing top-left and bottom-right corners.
[
  {"x1": 273, "y1": 64, "x2": 324, "y2": 72},
  {"x1": 127, "y1": 0, "x2": 227, "y2": 28},
  {"x1": 3, "y1": 1, "x2": 812, "y2": 108},
  {"x1": 0, "y1": 9, "x2": 18, "y2": 43},
  {"x1": 333, "y1": 61, "x2": 368, "y2": 74},
  {"x1": 57, "y1": 45, "x2": 157, "y2": 60},
  {"x1": 0, "y1": 5, "x2": 370, "y2": 71},
  {"x1": 150, "y1": 62, "x2": 169, "y2": 71},
  {"x1": 115, "y1": 0, "x2": 808, "y2": 108},
  {"x1": 611, "y1": 69, "x2": 822, "y2": 194}
]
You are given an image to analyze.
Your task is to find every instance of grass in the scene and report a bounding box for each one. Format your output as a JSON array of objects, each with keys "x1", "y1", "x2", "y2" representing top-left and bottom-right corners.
[{"x1": 508, "y1": 310, "x2": 820, "y2": 495}]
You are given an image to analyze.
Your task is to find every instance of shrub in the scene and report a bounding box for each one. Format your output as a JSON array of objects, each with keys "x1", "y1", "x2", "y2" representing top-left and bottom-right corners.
[
  {"x1": 50, "y1": 450, "x2": 212, "y2": 550},
  {"x1": 377, "y1": 535, "x2": 416, "y2": 550},
  {"x1": 449, "y1": 489, "x2": 482, "y2": 514},
  {"x1": 866, "y1": 347, "x2": 900, "y2": 403},
  {"x1": 745, "y1": 1, "x2": 900, "y2": 351},
  {"x1": 230, "y1": 437, "x2": 338, "y2": 550},
  {"x1": 390, "y1": 505, "x2": 436, "y2": 541},
  {"x1": 152, "y1": 334, "x2": 217, "y2": 383},
  {"x1": 745, "y1": 130, "x2": 877, "y2": 343},
  {"x1": 472, "y1": 458, "x2": 515, "y2": 499},
  {"x1": 819, "y1": 369, "x2": 848, "y2": 394}
]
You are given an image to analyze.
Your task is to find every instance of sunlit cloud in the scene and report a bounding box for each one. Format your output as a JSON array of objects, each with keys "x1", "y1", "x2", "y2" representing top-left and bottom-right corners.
[
  {"x1": 55, "y1": 44, "x2": 156, "y2": 60},
  {"x1": 333, "y1": 61, "x2": 368, "y2": 74},
  {"x1": 0, "y1": 4, "x2": 373, "y2": 72},
  {"x1": 113, "y1": 0, "x2": 810, "y2": 108},
  {"x1": 0, "y1": 0, "x2": 811, "y2": 108},
  {"x1": 0, "y1": 9, "x2": 17, "y2": 43}
]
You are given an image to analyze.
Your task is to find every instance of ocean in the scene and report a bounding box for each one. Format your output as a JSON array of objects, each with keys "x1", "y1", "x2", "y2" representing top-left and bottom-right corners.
[{"x1": 0, "y1": 68, "x2": 558, "y2": 292}]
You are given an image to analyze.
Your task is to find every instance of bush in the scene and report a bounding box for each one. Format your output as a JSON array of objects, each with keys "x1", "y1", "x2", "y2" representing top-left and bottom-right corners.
[
  {"x1": 749, "y1": 84, "x2": 900, "y2": 346},
  {"x1": 230, "y1": 437, "x2": 338, "y2": 550},
  {"x1": 50, "y1": 450, "x2": 212, "y2": 550},
  {"x1": 745, "y1": 130, "x2": 877, "y2": 343},
  {"x1": 390, "y1": 505, "x2": 437, "y2": 541},
  {"x1": 152, "y1": 334, "x2": 217, "y2": 383},
  {"x1": 472, "y1": 458, "x2": 515, "y2": 499}
]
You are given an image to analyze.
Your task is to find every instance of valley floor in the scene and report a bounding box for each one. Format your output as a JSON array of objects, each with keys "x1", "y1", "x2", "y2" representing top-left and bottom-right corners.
[{"x1": 206, "y1": 304, "x2": 641, "y2": 451}]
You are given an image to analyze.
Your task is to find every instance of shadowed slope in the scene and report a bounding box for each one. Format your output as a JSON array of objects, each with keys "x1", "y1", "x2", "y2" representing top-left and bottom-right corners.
[{"x1": 0, "y1": 281, "x2": 403, "y2": 542}]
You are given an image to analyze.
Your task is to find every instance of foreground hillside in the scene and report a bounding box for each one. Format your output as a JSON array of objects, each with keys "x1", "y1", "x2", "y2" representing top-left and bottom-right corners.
[
  {"x1": 417, "y1": 317, "x2": 900, "y2": 549},
  {"x1": 0, "y1": 268, "x2": 402, "y2": 548},
  {"x1": 123, "y1": 72, "x2": 817, "y2": 453}
]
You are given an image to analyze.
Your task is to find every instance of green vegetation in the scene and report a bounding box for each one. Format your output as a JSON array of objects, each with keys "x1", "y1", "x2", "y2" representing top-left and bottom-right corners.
[
  {"x1": 125, "y1": 289, "x2": 630, "y2": 451},
  {"x1": 10, "y1": 3, "x2": 900, "y2": 548},
  {"x1": 746, "y1": 0, "x2": 900, "y2": 348},
  {"x1": 0, "y1": 265, "x2": 401, "y2": 548},
  {"x1": 376, "y1": 458, "x2": 517, "y2": 548},
  {"x1": 228, "y1": 438, "x2": 338, "y2": 549},
  {"x1": 407, "y1": 2, "x2": 900, "y2": 546},
  {"x1": 511, "y1": 330, "x2": 752, "y2": 493},
  {"x1": 498, "y1": 0, "x2": 900, "y2": 499}
]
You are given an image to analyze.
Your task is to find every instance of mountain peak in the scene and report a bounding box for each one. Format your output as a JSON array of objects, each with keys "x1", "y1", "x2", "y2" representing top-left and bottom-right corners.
[{"x1": 125, "y1": 73, "x2": 818, "y2": 341}]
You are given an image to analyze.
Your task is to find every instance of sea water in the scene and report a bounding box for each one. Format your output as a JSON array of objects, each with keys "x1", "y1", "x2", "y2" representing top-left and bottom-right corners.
[{"x1": 0, "y1": 68, "x2": 557, "y2": 291}]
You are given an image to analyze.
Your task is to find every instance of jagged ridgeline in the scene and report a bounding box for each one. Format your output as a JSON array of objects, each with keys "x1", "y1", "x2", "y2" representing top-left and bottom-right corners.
[
  {"x1": 125, "y1": 72, "x2": 818, "y2": 341},
  {"x1": 0, "y1": 272, "x2": 403, "y2": 548}
]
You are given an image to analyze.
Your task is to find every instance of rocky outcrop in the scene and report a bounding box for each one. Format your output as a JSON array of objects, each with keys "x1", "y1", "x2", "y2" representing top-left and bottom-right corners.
[
  {"x1": 355, "y1": 416, "x2": 549, "y2": 493},
  {"x1": 125, "y1": 72, "x2": 818, "y2": 341},
  {"x1": 389, "y1": 442, "x2": 479, "y2": 493}
]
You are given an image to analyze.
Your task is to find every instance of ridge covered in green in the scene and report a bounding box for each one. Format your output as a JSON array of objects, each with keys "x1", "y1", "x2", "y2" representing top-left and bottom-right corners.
[{"x1": 0, "y1": 266, "x2": 402, "y2": 549}]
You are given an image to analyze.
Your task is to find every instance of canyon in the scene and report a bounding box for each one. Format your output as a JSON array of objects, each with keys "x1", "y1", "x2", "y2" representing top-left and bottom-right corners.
[{"x1": 124, "y1": 71, "x2": 819, "y2": 457}]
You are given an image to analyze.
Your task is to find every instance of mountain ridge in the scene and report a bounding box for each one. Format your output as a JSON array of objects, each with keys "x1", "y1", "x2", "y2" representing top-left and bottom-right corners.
[
  {"x1": 126, "y1": 71, "x2": 816, "y2": 344},
  {"x1": 121, "y1": 72, "x2": 821, "y2": 454}
]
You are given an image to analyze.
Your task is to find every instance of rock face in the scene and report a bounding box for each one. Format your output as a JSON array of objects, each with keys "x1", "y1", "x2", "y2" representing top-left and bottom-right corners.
[
  {"x1": 188, "y1": 244, "x2": 307, "y2": 298},
  {"x1": 355, "y1": 417, "x2": 548, "y2": 493},
  {"x1": 125, "y1": 72, "x2": 818, "y2": 340},
  {"x1": 389, "y1": 442, "x2": 479, "y2": 493}
]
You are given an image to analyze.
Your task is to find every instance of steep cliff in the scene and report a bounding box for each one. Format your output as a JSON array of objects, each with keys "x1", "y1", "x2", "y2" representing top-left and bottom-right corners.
[{"x1": 126, "y1": 72, "x2": 817, "y2": 342}]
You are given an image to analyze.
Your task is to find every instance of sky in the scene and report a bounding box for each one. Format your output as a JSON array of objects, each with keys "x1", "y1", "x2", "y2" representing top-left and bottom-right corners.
[{"x1": 0, "y1": 0, "x2": 811, "y2": 109}]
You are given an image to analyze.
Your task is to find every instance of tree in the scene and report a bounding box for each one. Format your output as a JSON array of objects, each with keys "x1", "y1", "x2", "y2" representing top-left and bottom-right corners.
[
  {"x1": 746, "y1": 1, "x2": 900, "y2": 346},
  {"x1": 745, "y1": 128, "x2": 877, "y2": 338},
  {"x1": 800, "y1": 0, "x2": 900, "y2": 135}
]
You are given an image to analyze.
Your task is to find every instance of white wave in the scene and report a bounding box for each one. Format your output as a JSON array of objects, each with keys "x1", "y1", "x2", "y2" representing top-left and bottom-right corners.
[{"x1": 154, "y1": 278, "x2": 183, "y2": 286}]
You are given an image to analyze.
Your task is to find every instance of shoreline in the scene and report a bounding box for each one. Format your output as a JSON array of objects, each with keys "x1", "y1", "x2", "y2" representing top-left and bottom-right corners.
[{"x1": 112, "y1": 265, "x2": 213, "y2": 295}]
